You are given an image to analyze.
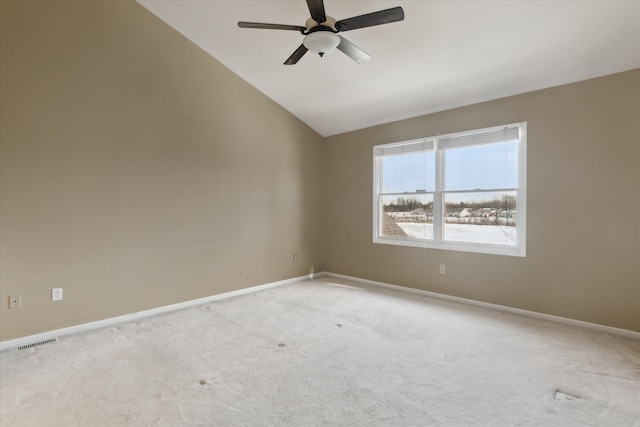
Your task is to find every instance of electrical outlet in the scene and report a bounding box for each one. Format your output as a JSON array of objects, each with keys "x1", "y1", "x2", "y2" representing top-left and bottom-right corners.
[
  {"x1": 9, "y1": 294, "x2": 21, "y2": 309},
  {"x1": 52, "y1": 288, "x2": 63, "y2": 301},
  {"x1": 439, "y1": 264, "x2": 446, "y2": 274}
]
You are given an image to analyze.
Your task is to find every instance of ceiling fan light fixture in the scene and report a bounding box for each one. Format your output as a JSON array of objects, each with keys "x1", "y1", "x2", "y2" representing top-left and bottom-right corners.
[{"x1": 303, "y1": 31, "x2": 340, "y2": 57}]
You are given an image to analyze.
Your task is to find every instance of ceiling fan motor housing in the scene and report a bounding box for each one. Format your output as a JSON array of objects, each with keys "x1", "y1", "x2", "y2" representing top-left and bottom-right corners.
[{"x1": 305, "y1": 16, "x2": 336, "y2": 31}]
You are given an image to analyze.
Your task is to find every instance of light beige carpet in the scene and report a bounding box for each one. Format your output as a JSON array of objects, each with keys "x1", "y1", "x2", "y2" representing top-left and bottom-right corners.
[{"x1": 1, "y1": 277, "x2": 639, "y2": 426}]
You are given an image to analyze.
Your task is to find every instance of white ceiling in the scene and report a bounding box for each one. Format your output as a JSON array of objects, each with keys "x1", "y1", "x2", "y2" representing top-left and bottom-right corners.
[{"x1": 138, "y1": 1, "x2": 640, "y2": 137}]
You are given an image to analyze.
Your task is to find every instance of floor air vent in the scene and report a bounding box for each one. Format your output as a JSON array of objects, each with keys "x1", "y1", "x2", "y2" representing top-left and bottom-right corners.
[{"x1": 16, "y1": 337, "x2": 58, "y2": 351}]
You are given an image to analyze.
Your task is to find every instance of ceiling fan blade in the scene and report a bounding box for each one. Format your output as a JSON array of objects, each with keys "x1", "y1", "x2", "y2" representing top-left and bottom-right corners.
[
  {"x1": 337, "y1": 36, "x2": 371, "y2": 64},
  {"x1": 335, "y1": 6, "x2": 404, "y2": 32},
  {"x1": 238, "y1": 22, "x2": 306, "y2": 32},
  {"x1": 306, "y1": 0, "x2": 326, "y2": 23},
  {"x1": 284, "y1": 44, "x2": 308, "y2": 65}
]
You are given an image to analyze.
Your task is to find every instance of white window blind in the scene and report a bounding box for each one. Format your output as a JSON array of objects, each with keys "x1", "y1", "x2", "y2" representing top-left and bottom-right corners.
[
  {"x1": 374, "y1": 139, "x2": 434, "y2": 157},
  {"x1": 439, "y1": 126, "x2": 519, "y2": 150}
]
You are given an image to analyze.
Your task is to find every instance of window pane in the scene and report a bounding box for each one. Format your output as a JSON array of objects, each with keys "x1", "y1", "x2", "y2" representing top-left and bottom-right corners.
[
  {"x1": 443, "y1": 191, "x2": 517, "y2": 245},
  {"x1": 382, "y1": 194, "x2": 433, "y2": 240},
  {"x1": 444, "y1": 141, "x2": 517, "y2": 191},
  {"x1": 373, "y1": 123, "x2": 526, "y2": 256},
  {"x1": 382, "y1": 151, "x2": 435, "y2": 193}
]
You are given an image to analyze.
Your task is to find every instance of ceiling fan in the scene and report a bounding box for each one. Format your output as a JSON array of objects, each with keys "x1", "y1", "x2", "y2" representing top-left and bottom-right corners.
[{"x1": 238, "y1": 0, "x2": 404, "y2": 65}]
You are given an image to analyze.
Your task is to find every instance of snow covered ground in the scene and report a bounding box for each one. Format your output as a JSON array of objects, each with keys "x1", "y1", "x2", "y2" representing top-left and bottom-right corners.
[{"x1": 397, "y1": 222, "x2": 517, "y2": 245}]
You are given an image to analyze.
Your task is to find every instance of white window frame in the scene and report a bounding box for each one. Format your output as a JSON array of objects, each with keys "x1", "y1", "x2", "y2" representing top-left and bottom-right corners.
[{"x1": 373, "y1": 122, "x2": 527, "y2": 257}]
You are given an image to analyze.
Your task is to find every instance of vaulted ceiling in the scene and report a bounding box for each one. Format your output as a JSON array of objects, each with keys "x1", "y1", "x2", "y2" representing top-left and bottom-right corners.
[{"x1": 138, "y1": 1, "x2": 640, "y2": 137}]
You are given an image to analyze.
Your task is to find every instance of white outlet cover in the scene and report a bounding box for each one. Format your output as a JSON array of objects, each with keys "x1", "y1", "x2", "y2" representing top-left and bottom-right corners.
[
  {"x1": 52, "y1": 288, "x2": 63, "y2": 301},
  {"x1": 9, "y1": 294, "x2": 21, "y2": 309}
]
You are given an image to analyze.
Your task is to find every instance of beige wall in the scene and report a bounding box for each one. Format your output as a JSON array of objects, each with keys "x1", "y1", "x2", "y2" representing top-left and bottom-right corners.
[
  {"x1": 2, "y1": 1, "x2": 638, "y2": 341},
  {"x1": 325, "y1": 69, "x2": 640, "y2": 332},
  {"x1": 0, "y1": 1, "x2": 325, "y2": 340}
]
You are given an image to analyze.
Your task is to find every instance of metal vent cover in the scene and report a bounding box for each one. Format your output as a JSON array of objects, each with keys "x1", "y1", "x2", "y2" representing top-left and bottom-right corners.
[{"x1": 16, "y1": 337, "x2": 58, "y2": 351}]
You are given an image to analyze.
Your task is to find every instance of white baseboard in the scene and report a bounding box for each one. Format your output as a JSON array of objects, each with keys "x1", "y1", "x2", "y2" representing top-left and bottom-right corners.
[
  {"x1": 3, "y1": 270, "x2": 636, "y2": 352},
  {"x1": 319, "y1": 272, "x2": 640, "y2": 341},
  {"x1": 0, "y1": 272, "x2": 317, "y2": 352}
]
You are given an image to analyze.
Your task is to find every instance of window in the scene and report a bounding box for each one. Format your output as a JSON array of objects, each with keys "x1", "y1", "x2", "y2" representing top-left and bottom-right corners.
[{"x1": 373, "y1": 123, "x2": 526, "y2": 257}]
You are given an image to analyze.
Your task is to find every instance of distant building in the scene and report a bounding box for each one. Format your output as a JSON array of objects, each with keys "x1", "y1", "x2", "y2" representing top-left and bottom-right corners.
[{"x1": 459, "y1": 208, "x2": 473, "y2": 217}]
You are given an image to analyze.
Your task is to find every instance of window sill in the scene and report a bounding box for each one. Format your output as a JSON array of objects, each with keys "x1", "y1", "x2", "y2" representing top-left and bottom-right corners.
[{"x1": 373, "y1": 236, "x2": 526, "y2": 257}]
